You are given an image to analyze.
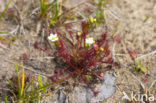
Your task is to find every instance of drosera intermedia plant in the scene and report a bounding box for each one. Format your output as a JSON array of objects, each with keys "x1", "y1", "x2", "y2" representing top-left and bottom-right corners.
[
  {"x1": 34, "y1": 19, "x2": 118, "y2": 95},
  {"x1": 51, "y1": 24, "x2": 113, "y2": 82}
]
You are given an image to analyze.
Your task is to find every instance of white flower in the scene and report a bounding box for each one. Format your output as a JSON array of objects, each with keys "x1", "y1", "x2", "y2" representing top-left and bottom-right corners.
[
  {"x1": 85, "y1": 37, "x2": 95, "y2": 45},
  {"x1": 85, "y1": 37, "x2": 95, "y2": 48},
  {"x1": 48, "y1": 33, "x2": 58, "y2": 42}
]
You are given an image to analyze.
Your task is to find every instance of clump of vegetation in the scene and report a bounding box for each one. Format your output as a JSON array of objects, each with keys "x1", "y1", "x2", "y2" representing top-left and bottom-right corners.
[
  {"x1": 35, "y1": 18, "x2": 118, "y2": 89},
  {"x1": 94, "y1": 0, "x2": 109, "y2": 25},
  {"x1": 133, "y1": 59, "x2": 147, "y2": 73},
  {"x1": 127, "y1": 49, "x2": 147, "y2": 73},
  {"x1": 38, "y1": 0, "x2": 75, "y2": 29},
  {"x1": 5, "y1": 62, "x2": 60, "y2": 103}
]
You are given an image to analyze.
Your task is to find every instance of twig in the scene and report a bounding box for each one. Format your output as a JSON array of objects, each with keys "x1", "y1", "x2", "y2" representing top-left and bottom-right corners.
[
  {"x1": 29, "y1": 7, "x2": 40, "y2": 17},
  {"x1": 0, "y1": 25, "x2": 19, "y2": 36},
  {"x1": 11, "y1": 1, "x2": 25, "y2": 34},
  {"x1": 112, "y1": 42, "x2": 116, "y2": 60},
  {"x1": 10, "y1": 25, "x2": 19, "y2": 34},
  {"x1": 107, "y1": 7, "x2": 120, "y2": 20},
  {"x1": 149, "y1": 80, "x2": 156, "y2": 90},
  {"x1": 115, "y1": 54, "x2": 126, "y2": 56},
  {"x1": 29, "y1": 56, "x2": 55, "y2": 60},
  {"x1": 0, "y1": 88, "x2": 11, "y2": 91},
  {"x1": 136, "y1": 50, "x2": 156, "y2": 59},
  {"x1": 120, "y1": 63, "x2": 145, "y2": 90},
  {"x1": 128, "y1": 71, "x2": 145, "y2": 89}
]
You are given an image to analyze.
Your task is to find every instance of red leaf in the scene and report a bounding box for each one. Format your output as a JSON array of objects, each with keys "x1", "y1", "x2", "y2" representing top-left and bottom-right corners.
[
  {"x1": 96, "y1": 32, "x2": 107, "y2": 47},
  {"x1": 112, "y1": 61, "x2": 119, "y2": 66},
  {"x1": 34, "y1": 41, "x2": 39, "y2": 49},
  {"x1": 3, "y1": 8, "x2": 14, "y2": 16},
  {"x1": 142, "y1": 77, "x2": 148, "y2": 83},
  {"x1": 81, "y1": 76, "x2": 87, "y2": 83},
  {"x1": 112, "y1": 34, "x2": 121, "y2": 42},
  {"x1": 23, "y1": 53, "x2": 28, "y2": 60},
  {"x1": 127, "y1": 49, "x2": 137, "y2": 58},
  {"x1": 7, "y1": 8, "x2": 14, "y2": 14},
  {"x1": 81, "y1": 21, "x2": 87, "y2": 31},
  {"x1": 88, "y1": 59, "x2": 95, "y2": 66},
  {"x1": 81, "y1": 21, "x2": 88, "y2": 35},
  {"x1": 54, "y1": 69, "x2": 64, "y2": 75},
  {"x1": 92, "y1": 43, "x2": 99, "y2": 51},
  {"x1": 92, "y1": 90, "x2": 99, "y2": 97},
  {"x1": 104, "y1": 49, "x2": 110, "y2": 57},
  {"x1": 50, "y1": 76, "x2": 58, "y2": 82},
  {"x1": 101, "y1": 32, "x2": 107, "y2": 40}
]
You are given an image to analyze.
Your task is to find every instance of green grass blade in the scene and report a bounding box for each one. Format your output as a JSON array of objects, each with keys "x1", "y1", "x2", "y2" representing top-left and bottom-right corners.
[
  {"x1": 24, "y1": 79, "x2": 64, "y2": 101},
  {"x1": 0, "y1": 32, "x2": 12, "y2": 35},
  {"x1": 38, "y1": 74, "x2": 43, "y2": 87},
  {"x1": 40, "y1": 0, "x2": 57, "y2": 17},
  {"x1": 5, "y1": 95, "x2": 8, "y2": 103},
  {"x1": 25, "y1": 79, "x2": 34, "y2": 93},
  {"x1": 15, "y1": 62, "x2": 22, "y2": 98},
  {"x1": 54, "y1": 2, "x2": 59, "y2": 20},
  {"x1": 0, "y1": 0, "x2": 12, "y2": 19}
]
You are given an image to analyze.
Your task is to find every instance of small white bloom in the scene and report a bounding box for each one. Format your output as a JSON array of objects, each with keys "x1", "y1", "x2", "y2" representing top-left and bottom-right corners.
[
  {"x1": 48, "y1": 33, "x2": 58, "y2": 42},
  {"x1": 85, "y1": 37, "x2": 95, "y2": 44}
]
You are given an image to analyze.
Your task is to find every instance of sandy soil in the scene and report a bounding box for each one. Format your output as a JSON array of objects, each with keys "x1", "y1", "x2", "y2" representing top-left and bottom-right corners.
[{"x1": 0, "y1": 0, "x2": 156, "y2": 102}]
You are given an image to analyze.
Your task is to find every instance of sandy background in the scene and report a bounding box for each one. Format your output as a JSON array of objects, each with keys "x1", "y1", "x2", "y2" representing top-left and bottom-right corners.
[{"x1": 0, "y1": 0, "x2": 156, "y2": 102}]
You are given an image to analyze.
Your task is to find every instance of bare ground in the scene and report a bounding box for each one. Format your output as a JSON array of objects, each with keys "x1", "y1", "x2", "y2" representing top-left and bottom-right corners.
[{"x1": 0, "y1": 0, "x2": 156, "y2": 102}]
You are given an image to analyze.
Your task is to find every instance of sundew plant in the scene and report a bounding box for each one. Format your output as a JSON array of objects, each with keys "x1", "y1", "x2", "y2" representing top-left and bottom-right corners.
[{"x1": 34, "y1": 18, "x2": 118, "y2": 89}]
